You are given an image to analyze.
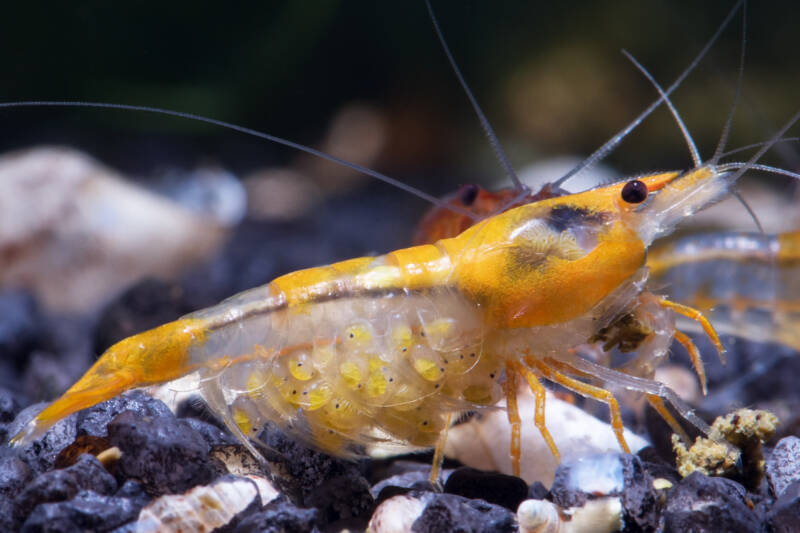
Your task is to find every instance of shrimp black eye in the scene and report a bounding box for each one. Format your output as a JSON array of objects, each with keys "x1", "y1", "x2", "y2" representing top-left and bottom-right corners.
[
  {"x1": 458, "y1": 184, "x2": 480, "y2": 206},
  {"x1": 621, "y1": 180, "x2": 648, "y2": 204}
]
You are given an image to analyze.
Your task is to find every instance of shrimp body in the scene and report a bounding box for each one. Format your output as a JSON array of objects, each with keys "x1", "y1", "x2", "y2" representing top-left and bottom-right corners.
[
  {"x1": 650, "y1": 230, "x2": 800, "y2": 350},
  {"x1": 11, "y1": 166, "x2": 732, "y2": 477}
]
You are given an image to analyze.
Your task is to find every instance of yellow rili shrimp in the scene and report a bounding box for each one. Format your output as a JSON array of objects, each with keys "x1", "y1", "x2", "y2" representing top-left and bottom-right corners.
[
  {"x1": 6, "y1": 1, "x2": 800, "y2": 485},
  {"x1": 11, "y1": 159, "x2": 791, "y2": 478}
]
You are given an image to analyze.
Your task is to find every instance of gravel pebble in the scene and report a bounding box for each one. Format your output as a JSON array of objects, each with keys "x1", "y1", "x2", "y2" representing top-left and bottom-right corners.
[
  {"x1": 7, "y1": 404, "x2": 78, "y2": 475},
  {"x1": 233, "y1": 495, "x2": 319, "y2": 533},
  {"x1": 766, "y1": 436, "x2": 800, "y2": 498},
  {"x1": 106, "y1": 409, "x2": 215, "y2": 495},
  {"x1": 664, "y1": 471, "x2": 760, "y2": 533},
  {"x1": 258, "y1": 426, "x2": 373, "y2": 522},
  {"x1": 411, "y1": 492, "x2": 517, "y2": 533},
  {"x1": 13, "y1": 454, "x2": 117, "y2": 528},
  {"x1": 444, "y1": 467, "x2": 528, "y2": 511},
  {"x1": 550, "y1": 452, "x2": 658, "y2": 532},
  {"x1": 768, "y1": 480, "x2": 800, "y2": 533},
  {"x1": 76, "y1": 390, "x2": 173, "y2": 439},
  {"x1": 20, "y1": 489, "x2": 143, "y2": 533},
  {"x1": 0, "y1": 456, "x2": 33, "y2": 532}
]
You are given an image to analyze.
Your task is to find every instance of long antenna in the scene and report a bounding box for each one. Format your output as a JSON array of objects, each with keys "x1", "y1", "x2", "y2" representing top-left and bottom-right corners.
[
  {"x1": 0, "y1": 100, "x2": 480, "y2": 220},
  {"x1": 622, "y1": 48, "x2": 765, "y2": 235},
  {"x1": 713, "y1": 2, "x2": 747, "y2": 163},
  {"x1": 552, "y1": 0, "x2": 745, "y2": 188},
  {"x1": 622, "y1": 49, "x2": 702, "y2": 168},
  {"x1": 424, "y1": 0, "x2": 527, "y2": 193},
  {"x1": 723, "y1": 110, "x2": 800, "y2": 185}
]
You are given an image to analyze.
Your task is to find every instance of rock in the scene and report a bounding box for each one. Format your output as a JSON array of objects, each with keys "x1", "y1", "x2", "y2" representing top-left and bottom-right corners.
[
  {"x1": 411, "y1": 492, "x2": 517, "y2": 533},
  {"x1": 180, "y1": 417, "x2": 237, "y2": 447},
  {"x1": 106, "y1": 409, "x2": 215, "y2": 495},
  {"x1": 7, "y1": 404, "x2": 78, "y2": 474},
  {"x1": 550, "y1": 453, "x2": 657, "y2": 532},
  {"x1": 76, "y1": 390, "x2": 173, "y2": 439},
  {"x1": 768, "y1": 480, "x2": 800, "y2": 533},
  {"x1": 233, "y1": 495, "x2": 319, "y2": 533},
  {"x1": 0, "y1": 456, "x2": 33, "y2": 532},
  {"x1": 258, "y1": 426, "x2": 373, "y2": 521},
  {"x1": 0, "y1": 147, "x2": 229, "y2": 313},
  {"x1": 444, "y1": 467, "x2": 528, "y2": 511},
  {"x1": 370, "y1": 469, "x2": 433, "y2": 502},
  {"x1": 663, "y1": 472, "x2": 760, "y2": 533},
  {"x1": 766, "y1": 436, "x2": 800, "y2": 498},
  {"x1": 14, "y1": 454, "x2": 117, "y2": 526},
  {"x1": 114, "y1": 480, "x2": 150, "y2": 509},
  {"x1": 20, "y1": 489, "x2": 143, "y2": 533},
  {"x1": 528, "y1": 481, "x2": 549, "y2": 500}
]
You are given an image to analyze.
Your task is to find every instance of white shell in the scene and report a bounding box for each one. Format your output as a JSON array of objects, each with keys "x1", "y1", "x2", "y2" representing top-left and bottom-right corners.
[
  {"x1": 367, "y1": 494, "x2": 429, "y2": 533},
  {"x1": 131, "y1": 477, "x2": 259, "y2": 533},
  {"x1": 445, "y1": 389, "x2": 649, "y2": 486}
]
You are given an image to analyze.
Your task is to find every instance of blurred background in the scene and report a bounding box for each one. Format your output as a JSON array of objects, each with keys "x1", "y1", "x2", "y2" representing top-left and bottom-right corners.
[{"x1": 0, "y1": 0, "x2": 797, "y2": 316}]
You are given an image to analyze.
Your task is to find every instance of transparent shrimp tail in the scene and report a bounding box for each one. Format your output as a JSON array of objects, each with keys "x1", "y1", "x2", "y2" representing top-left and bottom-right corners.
[{"x1": 9, "y1": 317, "x2": 207, "y2": 446}]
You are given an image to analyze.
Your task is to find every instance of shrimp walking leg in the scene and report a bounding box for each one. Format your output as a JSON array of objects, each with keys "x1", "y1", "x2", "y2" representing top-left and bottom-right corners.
[
  {"x1": 646, "y1": 395, "x2": 691, "y2": 444},
  {"x1": 513, "y1": 361, "x2": 560, "y2": 461},
  {"x1": 658, "y1": 297, "x2": 726, "y2": 364},
  {"x1": 562, "y1": 354, "x2": 712, "y2": 436},
  {"x1": 526, "y1": 356, "x2": 631, "y2": 454},
  {"x1": 672, "y1": 330, "x2": 708, "y2": 395},
  {"x1": 502, "y1": 362, "x2": 522, "y2": 477},
  {"x1": 430, "y1": 412, "x2": 453, "y2": 489}
]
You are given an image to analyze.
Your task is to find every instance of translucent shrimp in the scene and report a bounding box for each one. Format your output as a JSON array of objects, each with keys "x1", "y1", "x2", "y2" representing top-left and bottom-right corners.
[{"x1": 649, "y1": 230, "x2": 800, "y2": 351}]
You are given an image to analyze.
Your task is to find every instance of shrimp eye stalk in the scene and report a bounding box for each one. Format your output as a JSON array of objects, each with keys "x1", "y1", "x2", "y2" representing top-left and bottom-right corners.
[{"x1": 621, "y1": 179, "x2": 648, "y2": 204}]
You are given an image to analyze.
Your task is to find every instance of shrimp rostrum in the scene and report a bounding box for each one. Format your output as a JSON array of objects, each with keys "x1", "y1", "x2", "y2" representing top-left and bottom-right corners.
[{"x1": 13, "y1": 153, "x2": 783, "y2": 480}]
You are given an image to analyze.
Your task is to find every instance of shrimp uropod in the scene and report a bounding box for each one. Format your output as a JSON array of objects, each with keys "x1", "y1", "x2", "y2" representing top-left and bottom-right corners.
[{"x1": 6, "y1": 1, "x2": 800, "y2": 486}]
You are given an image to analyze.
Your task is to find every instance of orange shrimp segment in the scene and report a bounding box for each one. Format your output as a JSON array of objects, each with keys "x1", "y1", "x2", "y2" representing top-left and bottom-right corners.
[
  {"x1": 672, "y1": 330, "x2": 708, "y2": 395},
  {"x1": 502, "y1": 361, "x2": 522, "y2": 477},
  {"x1": 513, "y1": 361, "x2": 560, "y2": 461},
  {"x1": 10, "y1": 318, "x2": 207, "y2": 444},
  {"x1": 527, "y1": 356, "x2": 630, "y2": 454},
  {"x1": 658, "y1": 297, "x2": 726, "y2": 364}
]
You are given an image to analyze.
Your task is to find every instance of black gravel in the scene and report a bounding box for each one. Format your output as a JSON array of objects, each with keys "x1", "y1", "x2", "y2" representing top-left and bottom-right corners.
[
  {"x1": 664, "y1": 472, "x2": 762, "y2": 533},
  {"x1": 106, "y1": 409, "x2": 218, "y2": 496},
  {"x1": 443, "y1": 467, "x2": 528, "y2": 511},
  {"x1": 411, "y1": 491, "x2": 517, "y2": 533}
]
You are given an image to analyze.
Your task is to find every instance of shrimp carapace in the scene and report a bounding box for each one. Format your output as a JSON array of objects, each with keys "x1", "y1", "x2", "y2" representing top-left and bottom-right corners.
[{"x1": 11, "y1": 165, "x2": 737, "y2": 480}]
